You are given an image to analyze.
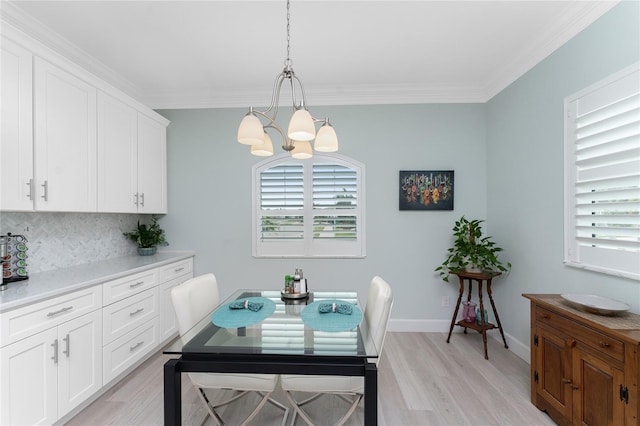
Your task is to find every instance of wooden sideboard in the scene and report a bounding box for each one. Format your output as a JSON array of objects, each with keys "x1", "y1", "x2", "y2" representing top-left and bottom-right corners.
[{"x1": 523, "y1": 294, "x2": 640, "y2": 426}]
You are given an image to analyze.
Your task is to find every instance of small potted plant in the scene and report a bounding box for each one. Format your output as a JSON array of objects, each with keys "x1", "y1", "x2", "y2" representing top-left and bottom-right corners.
[
  {"x1": 435, "y1": 216, "x2": 511, "y2": 282},
  {"x1": 123, "y1": 216, "x2": 169, "y2": 256}
]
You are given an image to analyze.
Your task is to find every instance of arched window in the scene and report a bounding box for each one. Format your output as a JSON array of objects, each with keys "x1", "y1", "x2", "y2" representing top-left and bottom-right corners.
[{"x1": 252, "y1": 153, "x2": 365, "y2": 258}]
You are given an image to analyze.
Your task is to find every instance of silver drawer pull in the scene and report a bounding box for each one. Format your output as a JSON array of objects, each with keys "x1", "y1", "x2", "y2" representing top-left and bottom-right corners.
[
  {"x1": 129, "y1": 341, "x2": 144, "y2": 351},
  {"x1": 129, "y1": 307, "x2": 144, "y2": 316},
  {"x1": 47, "y1": 306, "x2": 73, "y2": 317},
  {"x1": 63, "y1": 334, "x2": 70, "y2": 357},
  {"x1": 26, "y1": 179, "x2": 34, "y2": 200},
  {"x1": 174, "y1": 267, "x2": 184, "y2": 273},
  {"x1": 51, "y1": 339, "x2": 58, "y2": 364},
  {"x1": 130, "y1": 281, "x2": 145, "y2": 288},
  {"x1": 41, "y1": 180, "x2": 48, "y2": 201}
]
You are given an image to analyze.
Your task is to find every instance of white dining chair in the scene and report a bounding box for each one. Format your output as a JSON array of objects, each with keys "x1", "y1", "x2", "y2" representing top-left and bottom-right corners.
[
  {"x1": 280, "y1": 275, "x2": 394, "y2": 426},
  {"x1": 170, "y1": 273, "x2": 288, "y2": 426}
]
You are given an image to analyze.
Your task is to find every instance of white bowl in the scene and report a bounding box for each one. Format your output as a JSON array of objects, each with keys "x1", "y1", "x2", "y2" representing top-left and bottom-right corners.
[{"x1": 561, "y1": 293, "x2": 631, "y2": 316}]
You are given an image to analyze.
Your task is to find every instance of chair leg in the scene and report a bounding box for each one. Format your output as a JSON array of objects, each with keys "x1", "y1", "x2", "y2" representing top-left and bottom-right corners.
[
  {"x1": 198, "y1": 387, "x2": 288, "y2": 426},
  {"x1": 284, "y1": 390, "x2": 316, "y2": 426},
  {"x1": 197, "y1": 388, "x2": 226, "y2": 426},
  {"x1": 334, "y1": 394, "x2": 362, "y2": 426},
  {"x1": 263, "y1": 393, "x2": 290, "y2": 426},
  {"x1": 239, "y1": 391, "x2": 278, "y2": 426},
  {"x1": 284, "y1": 391, "x2": 362, "y2": 426}
]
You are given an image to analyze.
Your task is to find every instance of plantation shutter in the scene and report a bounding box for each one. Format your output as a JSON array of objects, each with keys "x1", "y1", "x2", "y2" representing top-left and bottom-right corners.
[
  {"x1": 253, "y1": 154, "x2": 365, "y2": 258},
  {"x1": 565, "y1": 64, "x2": 640, "y2": 280},
  {"x1": 259, "y1": 164, "x2": 304, "y2": 241},
  {"x1": 312, "y1": 164, "x2": 358, "y2": 241}
]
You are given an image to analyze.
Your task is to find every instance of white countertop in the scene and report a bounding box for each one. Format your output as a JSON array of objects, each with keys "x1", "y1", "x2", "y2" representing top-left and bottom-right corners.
[{"x1": 0, "y1": 251, "x2": 195, "y2": 313}]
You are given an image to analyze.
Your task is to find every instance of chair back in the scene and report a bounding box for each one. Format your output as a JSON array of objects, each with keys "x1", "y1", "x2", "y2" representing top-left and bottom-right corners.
[
  {"x1": 364, "y1": 276, "x2": 393, "y2": 366},
  {"x1": 171, "y1": 273, "x2": 220, "y2": 336}
]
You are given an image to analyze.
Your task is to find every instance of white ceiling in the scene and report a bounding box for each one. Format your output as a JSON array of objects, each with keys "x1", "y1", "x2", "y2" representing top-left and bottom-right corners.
[{"x1": 2, "y1": 0, "x2": 619, "y2": 109}]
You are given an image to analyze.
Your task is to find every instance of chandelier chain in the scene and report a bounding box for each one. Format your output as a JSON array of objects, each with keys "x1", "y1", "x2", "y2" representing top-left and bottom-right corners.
[{"x1": 285, "y1": 0, "x2": 291, "y2": 67}]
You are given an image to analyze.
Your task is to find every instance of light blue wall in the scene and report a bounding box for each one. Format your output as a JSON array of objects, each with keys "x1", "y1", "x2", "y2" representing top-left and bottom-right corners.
[
  {"x1": 486, "y1": 0, "x2": 640, "y2": 345},
  {"x1": 157, "y1": 104, "x2": 487, "y2": 319},
  {"x1": 157, "y1": 1, "x2": 640, "y2": 347}
]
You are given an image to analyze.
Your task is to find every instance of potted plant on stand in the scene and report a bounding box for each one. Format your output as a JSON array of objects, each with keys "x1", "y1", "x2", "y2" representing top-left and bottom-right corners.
[
  {"x1": 435, "y1": 216, "x2": 511, "y2": 282},
  {"x1": 123, "y1": 216, "x2": 169, "y2": 256}
]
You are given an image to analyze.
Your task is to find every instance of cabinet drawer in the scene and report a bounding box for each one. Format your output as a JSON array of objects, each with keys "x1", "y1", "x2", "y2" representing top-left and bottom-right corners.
[
  {"x1": 0, "y1": 286, "x2": 102, "y2": 347},
  {"x1": 102, "y1": 288, "x2": 158, "y2": 345},
  {"x1": 102, "y1": 317, "x2": 158, "y2": 384},
  {"x1": 159, "y1": 258, "x2": 193, "y2": 283},
  {"x1": 102, "y1": 269, "x2": 158, "y2": 305},
  {"x1": 535, "y1": 306, "x2": 624, "y2": 361}
]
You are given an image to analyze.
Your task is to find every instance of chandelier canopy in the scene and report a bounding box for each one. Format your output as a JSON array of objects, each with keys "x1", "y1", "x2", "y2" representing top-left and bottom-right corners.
[{"x1": 237, "y1": 0, "x2": 338, "y2": 159}]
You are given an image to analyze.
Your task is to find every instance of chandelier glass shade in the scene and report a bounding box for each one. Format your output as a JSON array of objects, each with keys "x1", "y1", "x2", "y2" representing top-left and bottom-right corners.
[
  {"x1": 236, "y1": 0, "x2": 338, "y2": 158},
  {"x1": 250, "y1": 132, "x2": 275, "y2": 157}
]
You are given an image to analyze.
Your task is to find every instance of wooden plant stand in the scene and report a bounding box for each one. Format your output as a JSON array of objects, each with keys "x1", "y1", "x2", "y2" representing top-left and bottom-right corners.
[{"x1": 446, "y1": 271, "x2": 508, "y2": 359}]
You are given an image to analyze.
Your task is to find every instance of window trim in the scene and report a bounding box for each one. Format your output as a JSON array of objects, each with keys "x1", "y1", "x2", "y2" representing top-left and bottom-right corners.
[
  {"x1": 564, "y1": 62, "x2": 640, "y2": 281},
  {"x1": 252, "y1": 153, "x2": 366, "y2": 259}
]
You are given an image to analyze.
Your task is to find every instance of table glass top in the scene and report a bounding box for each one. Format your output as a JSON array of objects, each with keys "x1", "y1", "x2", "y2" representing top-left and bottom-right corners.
[{"x1": 164, "y1": 290, "x2": 378, "y2": 359}]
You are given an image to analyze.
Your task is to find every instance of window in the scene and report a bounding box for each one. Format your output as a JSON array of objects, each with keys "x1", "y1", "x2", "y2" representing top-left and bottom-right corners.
[
  {"x1": 252, "y1": 153, "x2": 365, "y2": 258},
  {"x1": 564, "y1": 63, "x2": 640, "y2": 280}
]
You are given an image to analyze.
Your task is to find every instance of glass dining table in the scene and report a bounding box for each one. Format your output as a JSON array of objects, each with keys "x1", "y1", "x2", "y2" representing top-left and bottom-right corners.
[{"x1": 163, "y1": 289, "x2": 379, "y2": 425}]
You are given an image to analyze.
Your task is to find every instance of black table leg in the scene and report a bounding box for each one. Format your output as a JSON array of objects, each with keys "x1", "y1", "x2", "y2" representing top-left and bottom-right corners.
[
  {"x1": 164, "y1": 358, "x2": 181, "y2": 426},
  {"x1": 364, "y1": 361, "x2": 378, "y2": 425}
]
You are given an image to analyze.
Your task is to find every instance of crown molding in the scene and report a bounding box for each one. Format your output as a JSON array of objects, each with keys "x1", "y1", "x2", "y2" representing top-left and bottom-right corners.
[
  {"x1": 481, "y1": 0, "x2": 619, "y2": 101},
  {"x1": 1, "y1": 1, "x2": 144, "y2": 102},
  {"x1": 144, "y1": 84, "x2": 488, "y2": 110},
  {"x1": 1, "y1": 0, "x2": 621, "y2": 110}
]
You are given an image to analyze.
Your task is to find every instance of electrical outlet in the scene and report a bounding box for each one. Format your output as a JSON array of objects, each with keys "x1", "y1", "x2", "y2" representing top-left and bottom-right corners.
[{"x1": 441, "y1": 296, "x2": 450, "y2": 307}]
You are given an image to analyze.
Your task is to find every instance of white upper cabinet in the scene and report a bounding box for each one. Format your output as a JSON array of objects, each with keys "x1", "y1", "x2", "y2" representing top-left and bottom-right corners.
[
  {"x1": 97, "y1": 92, "x2": 138, "y2": 213},
  {"x1": 34, "y1": 57, "x2": 97, "y2": 212},
  {"x1": 97, "y1": 92, "x2": 167, "y2": 214},
  {"x1": 1, "y1": 27, "x2": 169, "y2": 214},
  {"x1": 1, "y1": 37, "x2": 34, "y2": 211},
  {"x1": 137, "y1": 113, "x2": 167, "y2": 214}
]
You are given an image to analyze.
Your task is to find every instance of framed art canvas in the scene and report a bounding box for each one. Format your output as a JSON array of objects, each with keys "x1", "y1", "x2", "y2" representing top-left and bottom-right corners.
[{"x1": 399, "y1": 170, "x2": 454, "y2": 211}]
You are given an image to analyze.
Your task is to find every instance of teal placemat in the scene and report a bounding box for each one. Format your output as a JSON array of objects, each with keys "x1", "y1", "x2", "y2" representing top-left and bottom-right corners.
[
  {"x1": 301, "y1": 300, "x2": 363, "y2": 332},
  {"x1": 211, "y1": 297, "x2": 276, "y2": 328}
]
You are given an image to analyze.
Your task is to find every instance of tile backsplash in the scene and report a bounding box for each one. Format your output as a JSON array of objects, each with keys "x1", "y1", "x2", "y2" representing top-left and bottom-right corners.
[{"x1": 0, "y1": 212, "x2": 147, "y2": 273}]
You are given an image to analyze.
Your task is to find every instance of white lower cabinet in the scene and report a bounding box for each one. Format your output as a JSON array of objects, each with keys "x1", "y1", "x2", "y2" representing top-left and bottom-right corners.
[
  {"x1": 159, "y1": 259, "x2": 194, "y2": 341},
  {"x1": 102, "y1": 317, "x2": 158, "y2": 384},
  {"x1": 0, "y1": 255, "x2": 194, "y2": 425},
  {"x1": 0, "y1": 310, "x2": 102, "y2": 425},
  {"x1": 56, "y1": 311, "x2": 103, "y2": 416},
  {"x1": 0, "y1": 328, "x2": 57, "y2": 425},
  {"x1": 159, "y1": 276, "x2": 186, "y2": 341},
  {"x1": 100, "y1": 258, "x2": 192, "y2": 385},
  {"x1": 102, "y1": 287, "x2": 158, "y2": 345}
]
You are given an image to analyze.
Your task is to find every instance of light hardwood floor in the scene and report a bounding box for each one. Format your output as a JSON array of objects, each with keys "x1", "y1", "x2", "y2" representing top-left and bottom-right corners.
[{"x1": 66, "y1": 332, "x2": 557, "y2": 425}]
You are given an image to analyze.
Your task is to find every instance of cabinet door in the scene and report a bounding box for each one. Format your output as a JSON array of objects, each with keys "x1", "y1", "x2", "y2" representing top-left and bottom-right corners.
[
  {"x1": 137, "y1": 112, "x2": 167, "y2": 214},
  {"x1": 536, "y1": 325, "x2": 573, "y2": 419},
  {"x1": 1, "y1": 37, "x2": 34, "y2": 211},
  {"x1": 0, "y1": 328, "x2": 58, "y2": 425},
  {"x1": 159, "y1": 275, "x2": 190, "y2": 341},
  {"x1": 57, "y1": 310, "x2": 102, "y2": 417},
  {"x1": 572, "y1": 345, "x2": 625, "y2": 426},
  {"x1": 97, "y1": 91, "x2": 138, "y2": 213},
  {"x1": 34, "y1": 57, "x2": 97, "y2": 212}
]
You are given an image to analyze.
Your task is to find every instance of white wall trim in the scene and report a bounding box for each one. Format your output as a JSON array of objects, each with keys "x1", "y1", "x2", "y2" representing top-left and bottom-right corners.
[{"x1": 388, "y1": 318, "x2": 530, "y2": 364}]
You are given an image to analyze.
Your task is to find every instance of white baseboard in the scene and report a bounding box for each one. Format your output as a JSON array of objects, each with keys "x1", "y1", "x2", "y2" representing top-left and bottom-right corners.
[{"x1": 388, "y1": 318, "x2": 530, "y2": 363}]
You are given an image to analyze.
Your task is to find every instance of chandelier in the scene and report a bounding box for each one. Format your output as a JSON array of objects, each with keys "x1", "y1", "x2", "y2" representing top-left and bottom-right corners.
[{"x1": 236, "y1": 0, "x2": 338, "y2": 159}]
